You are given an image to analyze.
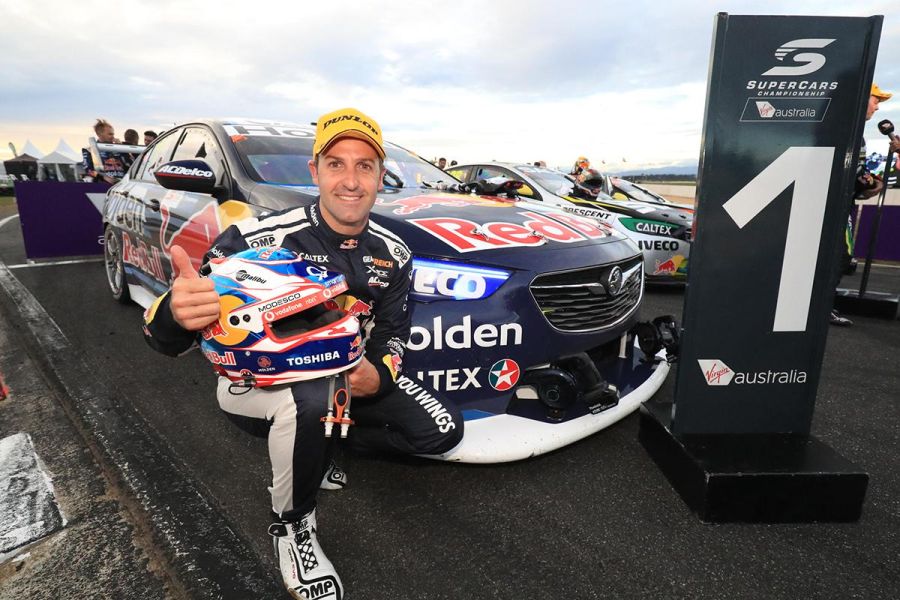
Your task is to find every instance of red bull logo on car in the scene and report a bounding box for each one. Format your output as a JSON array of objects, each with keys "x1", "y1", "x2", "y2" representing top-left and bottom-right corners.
[
  {"x1": 653, "y1": 254, "x2": 688, "y2": 276},
  {"x1": 121, "y1": 231, "x2": 165, "y2": 281},
  {"x1": 410, "y1": 211, "x2": 608, "y2": 253}
]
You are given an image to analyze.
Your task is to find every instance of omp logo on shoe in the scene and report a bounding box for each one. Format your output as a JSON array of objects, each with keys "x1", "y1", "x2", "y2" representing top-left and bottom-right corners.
[
  {"x1": 762, "y1": 39, "x2": 835, "y2": 76},
  {"x1": 297, "y1": 577, "x2": 339, "y2": 600}
]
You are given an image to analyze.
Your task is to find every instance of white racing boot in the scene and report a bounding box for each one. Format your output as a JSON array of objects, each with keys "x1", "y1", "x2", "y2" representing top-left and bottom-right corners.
[
  {"x1": 269, "y1": 508, "x2": 343, "y2": 600},
  {"x1": 320, "y1": 460, "x2": 347, "y2": 491}
]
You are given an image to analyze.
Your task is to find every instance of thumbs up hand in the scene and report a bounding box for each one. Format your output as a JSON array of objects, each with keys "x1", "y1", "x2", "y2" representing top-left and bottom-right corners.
[{"x1": 169, "y1": 245, "x2": 221, "y2": 331}]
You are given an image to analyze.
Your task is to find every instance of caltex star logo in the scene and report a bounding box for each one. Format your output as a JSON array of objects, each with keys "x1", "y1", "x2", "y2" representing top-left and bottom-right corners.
[{"x1": 488, "y1": 359, "x2": 520, "y2": 391}]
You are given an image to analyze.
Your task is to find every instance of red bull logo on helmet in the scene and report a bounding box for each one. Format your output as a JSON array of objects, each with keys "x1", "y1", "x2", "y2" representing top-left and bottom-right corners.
[
  {"x1": 201, "y1": 320, "x2": 228, "y2": 340},
  {"x1": 344, "y1": 296, "x2": 373, "y2": 317}
]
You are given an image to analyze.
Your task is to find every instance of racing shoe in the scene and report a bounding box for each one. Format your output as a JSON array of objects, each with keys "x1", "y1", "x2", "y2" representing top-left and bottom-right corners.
[
  {"x1": 269, "y1": 508, "x2": 343, "y2": 600},
  {"x1": 829, "y1": 309, "x2": 853, "y2": 327},
  {"x1": 320, "y1": 460, "x2": 347, "y2": 491}
]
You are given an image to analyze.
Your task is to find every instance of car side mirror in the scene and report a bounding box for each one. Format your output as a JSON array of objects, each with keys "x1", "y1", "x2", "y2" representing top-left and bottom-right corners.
[{"x1": 154, "y1": 160, "x2": 218, "y2": 195}]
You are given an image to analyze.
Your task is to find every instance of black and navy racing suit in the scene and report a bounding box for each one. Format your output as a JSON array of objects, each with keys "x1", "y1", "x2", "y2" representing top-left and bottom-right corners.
[{"x1": 143, "y1": 200, "x2": 463, "y2": 519}]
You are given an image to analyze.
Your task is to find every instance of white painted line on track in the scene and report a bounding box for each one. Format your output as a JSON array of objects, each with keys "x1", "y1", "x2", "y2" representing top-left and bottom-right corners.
[
  {"x1": 6, "y1": 257, "x2": 104, "y2": 270},
  {"x1": 0, "y1": 214, "x2": 19, "y2": 229}
]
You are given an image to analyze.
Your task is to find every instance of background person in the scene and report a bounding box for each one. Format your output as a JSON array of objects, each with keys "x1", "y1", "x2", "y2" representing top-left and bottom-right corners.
[
  {"x1": 82, "y1": 118, "x2": 119, "y2": 183},
  {"x1": 569, "y1": 156, "x2": 590, "y2": 177},
  {"x1": 830, "y1": 83, "x2": 897, "y2": 326},
  {"x1": 142, "y1": 107, "x2": 462, "y2": 599},
  {"x1": 143, "y1": 130, "x2": 158, "y2": 145}
]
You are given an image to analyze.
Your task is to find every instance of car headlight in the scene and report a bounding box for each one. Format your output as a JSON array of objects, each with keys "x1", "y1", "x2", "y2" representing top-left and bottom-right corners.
[{"x1": 410, "y1": 258, "x2": 510, "y2": 302}]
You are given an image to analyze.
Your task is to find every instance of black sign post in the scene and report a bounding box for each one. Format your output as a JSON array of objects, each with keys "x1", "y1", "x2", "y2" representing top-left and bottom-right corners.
[{"x1": 640, "y1": 13, "x2": 881, "y2": 522}]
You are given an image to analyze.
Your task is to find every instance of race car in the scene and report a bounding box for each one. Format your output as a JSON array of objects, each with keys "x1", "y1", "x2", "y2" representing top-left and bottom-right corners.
[
  {"x1": 102, "y1": 119, "x2": 673, "y2": 463},
  {"x1": 448, "y1": 162, "x2": 693, "y2": 281}
]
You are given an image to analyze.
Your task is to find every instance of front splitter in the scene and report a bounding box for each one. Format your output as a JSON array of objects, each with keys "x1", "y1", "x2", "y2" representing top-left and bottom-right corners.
[{"x1": 422, "y1": 346, "x2": 670, "y2": 464}]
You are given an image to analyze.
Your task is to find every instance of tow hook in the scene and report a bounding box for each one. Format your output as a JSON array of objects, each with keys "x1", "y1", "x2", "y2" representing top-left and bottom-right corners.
[
  {"x1": 520, "y1": 352, "x2": 620, "y2": 420},
  {"x1": 633, "y1": 315, "x2": 680, "y2": 363}
]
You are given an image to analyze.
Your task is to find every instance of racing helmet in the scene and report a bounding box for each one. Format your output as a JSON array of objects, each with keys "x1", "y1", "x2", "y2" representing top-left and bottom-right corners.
[
  {"x1": 199, "y1": 247, "x2": 363, "y2": 387},
  {"x1": 577, "y1": 168, "x2": 604, "y2": 197}
]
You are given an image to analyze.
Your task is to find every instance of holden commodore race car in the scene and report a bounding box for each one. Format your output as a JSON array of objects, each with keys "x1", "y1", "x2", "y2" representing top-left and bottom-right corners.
[
  {"x1": 102, "y1": 119, "x2": 674, "y2": 463},
  {"x1": 448, "y1": 162, "x2": 693, "y2": 281}
]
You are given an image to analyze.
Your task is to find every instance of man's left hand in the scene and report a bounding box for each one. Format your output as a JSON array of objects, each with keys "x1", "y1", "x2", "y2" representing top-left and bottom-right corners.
[{"x1": 348, "y1": 357, "x2": 380, "y2": 397}]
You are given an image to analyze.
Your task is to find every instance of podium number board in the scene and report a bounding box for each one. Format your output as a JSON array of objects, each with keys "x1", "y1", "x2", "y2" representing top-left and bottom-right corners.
[{"x1": 673, "y1": 14, "x2": 882, "y2": 435}]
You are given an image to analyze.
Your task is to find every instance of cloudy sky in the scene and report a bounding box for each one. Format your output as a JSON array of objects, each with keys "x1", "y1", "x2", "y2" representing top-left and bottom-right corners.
[{"x1": 2, "y1": 0, "x2": 899, "y2": 171}]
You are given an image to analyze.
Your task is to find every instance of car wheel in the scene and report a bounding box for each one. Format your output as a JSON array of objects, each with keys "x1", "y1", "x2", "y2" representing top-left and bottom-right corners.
[{"x1": 104, "y1": 226, "x2": 130, "y2": 303}]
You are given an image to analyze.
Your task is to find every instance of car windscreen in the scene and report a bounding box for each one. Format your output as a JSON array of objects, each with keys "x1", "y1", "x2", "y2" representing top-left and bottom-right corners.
[
  {"x1": 232, "y1": 135, "x2": 456, "y2": 188},
  {"x1": 612, "y1": 178, "x2": 666, "y2": 204},
  {"x1": 518, "y1": 166, "x2": 617, "y2": 202},
  {"x1": 517, "y1": 166, "x2": 578, "y2": 197}
]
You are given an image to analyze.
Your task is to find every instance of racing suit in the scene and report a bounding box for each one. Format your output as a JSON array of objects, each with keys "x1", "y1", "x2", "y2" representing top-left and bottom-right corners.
[{"x1": 143, "y1": 201, "x2": 463, "y2": 519}]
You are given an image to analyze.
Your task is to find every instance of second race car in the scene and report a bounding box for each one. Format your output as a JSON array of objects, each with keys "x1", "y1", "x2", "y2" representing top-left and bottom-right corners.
[{"x1": 448, "y1": 162, "x2": 694, "y2": 281}]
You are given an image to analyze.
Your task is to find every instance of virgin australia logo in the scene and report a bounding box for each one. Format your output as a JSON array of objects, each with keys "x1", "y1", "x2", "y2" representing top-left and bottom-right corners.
[
  {"x1": 697, "y1": 359, "x2": 808, "y2": 386},
  {"x1": 756, "y1": 101, "x2": 776, "y2": 118},
  {"x1": 697, "y1": 359, "x2": 734, "y2": 386},
  {"x1": 762, "y1": 39, "x2": 835, "y2": 76}
]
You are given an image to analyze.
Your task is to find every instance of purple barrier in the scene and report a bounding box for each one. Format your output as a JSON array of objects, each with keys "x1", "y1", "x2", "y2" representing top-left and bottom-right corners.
[
  {"x1": 14, "y1": 181, "x2": 109, "y2": 260},
  {"x1": 854, "y1": 205, "x2": 900, "y2": 262}
]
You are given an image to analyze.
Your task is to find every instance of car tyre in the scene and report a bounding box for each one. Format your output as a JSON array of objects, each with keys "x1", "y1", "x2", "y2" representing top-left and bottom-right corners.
[{"x1": 104, "y1": 226, "x2": 130, "y2": 303}]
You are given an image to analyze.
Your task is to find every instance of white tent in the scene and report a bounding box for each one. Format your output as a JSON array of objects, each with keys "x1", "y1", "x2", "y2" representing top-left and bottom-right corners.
[
  {"x1": 21, "y1": 140, "x2": 44, "y2": 159},
  {"x1": 53, "y1": 139, "x2": 80, "y2": 161},
  {"x1": 38, "y1": 140, "x2": 81, "y2": 182}
]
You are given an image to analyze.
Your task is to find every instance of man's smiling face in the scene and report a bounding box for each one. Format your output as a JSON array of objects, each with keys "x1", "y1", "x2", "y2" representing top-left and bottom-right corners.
[{"x1": 308, "y1": 138, "x2": 385, "y2": 236}]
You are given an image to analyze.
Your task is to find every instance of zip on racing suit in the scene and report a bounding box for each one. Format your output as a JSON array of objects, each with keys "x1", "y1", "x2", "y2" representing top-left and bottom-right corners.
[{"x1": 142, "y1": 200, "x2": 463, "y2": 519}]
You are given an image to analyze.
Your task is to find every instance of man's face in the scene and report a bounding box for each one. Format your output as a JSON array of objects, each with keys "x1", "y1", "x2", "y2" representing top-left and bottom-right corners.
[
  {"x1": 438, "y1": 158, "x2": 447, "y2": 169},
  {"x1": 97, "y1": 125, "x2": 115, "y2": 143},
  {"x1": 866, "y1": 95, "x2": 881, "y2": 120},
  {"x1": 308, "y1": 138, "x2": 384, "y2": 236},
  {"x1": 143, "y1": 134, "x2": 156, "y2": 145}
]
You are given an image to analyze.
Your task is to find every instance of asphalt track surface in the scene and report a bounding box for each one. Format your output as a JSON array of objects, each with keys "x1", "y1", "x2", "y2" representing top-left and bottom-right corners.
[{"x1": 1, "y1": 216, "x2": 898, "y2": 599}]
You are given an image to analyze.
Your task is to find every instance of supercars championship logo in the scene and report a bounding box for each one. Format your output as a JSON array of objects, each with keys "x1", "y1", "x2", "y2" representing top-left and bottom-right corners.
[
  {"x1": 742, "y1": 38, "x2": 837, "y2": 123},
  {"x1": 740, "y1": 38, "x2": 838, "y2": 123}
]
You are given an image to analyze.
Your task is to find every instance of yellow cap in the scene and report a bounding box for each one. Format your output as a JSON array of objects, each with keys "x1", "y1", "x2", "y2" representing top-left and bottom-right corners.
[
  {"x1": 313, "y1": 107, "x2": 385, "y2": 159},
  {"x1": 871, "y1": 83, "x2": 892, "y2": 101}
]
